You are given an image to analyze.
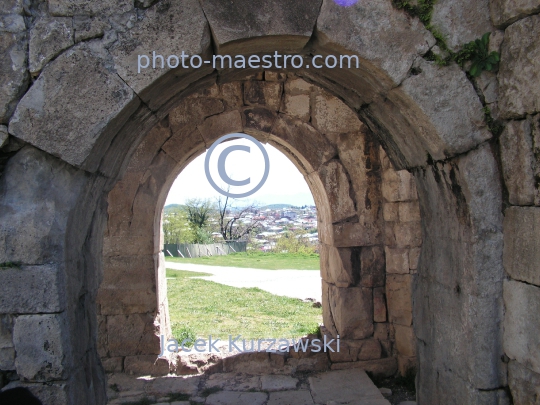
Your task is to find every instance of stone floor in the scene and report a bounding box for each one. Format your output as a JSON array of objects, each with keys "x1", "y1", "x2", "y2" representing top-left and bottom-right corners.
[{"x1": 106, "y1": 368, "x2": 415, "y2": 405}]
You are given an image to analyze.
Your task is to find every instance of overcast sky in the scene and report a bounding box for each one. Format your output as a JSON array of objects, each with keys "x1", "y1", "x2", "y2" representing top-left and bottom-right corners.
[{"x1": 165, "y1": 136, "x2": 315, "y2": 207}]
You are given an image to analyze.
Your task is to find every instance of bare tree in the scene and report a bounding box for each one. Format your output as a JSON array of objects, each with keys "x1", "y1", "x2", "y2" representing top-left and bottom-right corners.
[{"x1": 217, "y1": 195, "x2": 263, "y2": 241}]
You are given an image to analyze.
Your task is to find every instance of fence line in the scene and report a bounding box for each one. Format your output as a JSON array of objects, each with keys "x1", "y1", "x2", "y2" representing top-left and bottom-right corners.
[{"x1": 163, "y1": 241, "x2": 247, "y2": 258}]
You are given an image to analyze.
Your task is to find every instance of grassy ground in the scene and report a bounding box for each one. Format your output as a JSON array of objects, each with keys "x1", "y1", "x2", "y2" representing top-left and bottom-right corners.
[
  {"x1": 165, "y1": 251, "x2": 320, "y2": 270},
  {"x1": 166, "y1": 268, "x2": 322, "y2": 342}
]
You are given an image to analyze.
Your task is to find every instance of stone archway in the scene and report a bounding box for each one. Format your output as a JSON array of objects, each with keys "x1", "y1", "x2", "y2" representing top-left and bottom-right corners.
[
  {"x1": 1, "y1": 0, "x2": 527, "y2": 403},
  {"x1": 98, "y1": 74, "x2": 424, "y2": 381}
]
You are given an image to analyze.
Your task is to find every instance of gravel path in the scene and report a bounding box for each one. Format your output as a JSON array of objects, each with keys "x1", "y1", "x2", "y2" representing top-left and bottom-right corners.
[{"x1": 165, "y1": 262, "x2": 322, "y2": 303}]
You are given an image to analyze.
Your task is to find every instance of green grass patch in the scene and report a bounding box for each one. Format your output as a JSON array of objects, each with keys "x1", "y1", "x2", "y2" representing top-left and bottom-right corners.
[
  {"x1": 167, "y1": 269, "x2": 322, "y2": 341},
  {"x1": 166, "y1": 269, "x2": 213, "y2": 278},
  {"x1": 166, "y1": 251, "x2": 320, "y2": 270}
]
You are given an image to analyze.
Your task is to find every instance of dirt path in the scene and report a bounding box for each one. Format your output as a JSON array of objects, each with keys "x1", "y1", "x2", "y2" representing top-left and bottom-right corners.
[{"x1": 165, "y1": 262, "x2": 322, "y2": 303}]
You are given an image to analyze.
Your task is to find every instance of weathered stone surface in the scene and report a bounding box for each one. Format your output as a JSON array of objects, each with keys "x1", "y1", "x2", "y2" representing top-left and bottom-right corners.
[
  {"x1": 0, "y1": 314, "x2": 14, "y2": 369},
  {"x1": 260, "y1": 375, "x2": 297, "y2": 391},
  {"x1": 244, "y1": 81, "x2": 282, "y2": 111},
  {"x1": 409, "y1": 248, "x2": 421, "y2": 271},
  {"x1": 13, "y1": 314, "x2": 69, "y2": 381},
  {"x1": 475, "y1": 71, "x2": 499, "y2": 105},
  {"x1": 316, "y1": 0, "x2": 434, "y2": 86},
  {"x1": 309, "y1": 369, "x2": 390, "y2": 404},
  {"x1": 311, "y1": 89, "x2": 362, "y2": 135},
  {"x1": 380, "y1": 60, "x2": 490, "y2": 166},
  {"x1": 316, "y1": 160, "x2": 356, "y2": 223},
  {"x1": 123, "y1": 355, "x2": 171, "y2": 376},
  {"x1": 198, "y1": 110, "x2": 243, "y2": 146},
  {"x1": 398, "y1": 355, "x2": 416, "y2": 377},
  {"x1": 205, "y1": 373, "x2": 260, "y2": 391},
  {"x1": 360, "y1": 246, "x2": 385, "y2": 288},
  {"x1": 0, "y1": 0, "x2": 23, "y2": 15},
  {"x1": 149, "y1": 375, "x2": 201, "y2": 396},
  {"x1": 499, "y1": 15, "x2": 540, "y2": 118},
  {"x1": 199, "y1": 0, "x2": 322, "y2": 53},
  {"x1": 386, "y1": 274, "x2": 412, "y2": 326},
  {"x1": 383, "y1": 202, "x2": 398, "y2": 222},
  {"x1": 0, "y1": 265, "x2": 65, "y2": 313},
  {"x1": 0, "y1": 147, "x2": 86, "y2": 265},
  {"x1": 491, "y1": 0, "x2": 540, "y2": 27},
  {"x1": 220, "y1": 82, "x2": 243, "y2": 110},
  {"x1": 385, "y1": 247, "x2": 409, "y2": 274},
  {"x1": 398, "y1": 202, "x2": 421, "y2": 222},
  {"x1": 270, "y1": 115, "x2": 336, "y2": 173},
  {"x1": 9, "y1": 44, "x2": 136, "y2": 168},
  {"x1": 394, "y1": 324, "x2": 416, "y2": 357},
  {"x1": 101, "y1": 356, "x2": 123, "y2": 373},
  {"x1": 508, "y1": 360, "x2": 540, "y2": 405},
  {"x1": 0, "y1": 27, "x2": 28, "y2": 124},
  {"x1": 373, "y1": 287, "x2": 387, "y2": 323},
  {"x1": 0, "y1": 125, "x2": 7, "y2": 147},
  {"x1": 48, "y1": 0, "x2": 132, "y2": 15},
  {"x1": 281, "y1": 93, "x2": 310, "y2": 121},
  {"x1": 500, "y1": 120, "x2": 535, "y2": 205},
  {"x1": 107, "y1": 313, "x2": 160, "y2": 357},
  {"x1": 327, "y1": 283, "x2": 373, "y2": 339},
  {"x1": 329, "y1": 358, "x2": 398, "y2": 378},
  {"x1": 73, "y1": 17, "x2": 110, "y2": 43},
  {"x1": 382, "y1": 169, "x2": 417, "y2": 202},
  {"x1": 206, "y1": 391, "x2": 267, "y2": 405},
  {"x1": 109, "y1": 0, "x2": 211, "y2": 107},
  {"x1": 431, "y1": 0, "x2": 494, "y2": 51},
  {"x1": 504, "y1": 279, "x2": 540, "y2": 374},
  {"x1": 29, "y1": 17, "x2": 74, "y2": 75},
  {"x1": 504, "y1": 207, "x2": 540, "y2": 286},
  {"x1": 320, "y1": 245, "x2": 357, "y2": 287},
  {"x1": 168, "y1": 97, "x2": 224, "y2": 135},
  {"x1": 267, "y1": 390, "x2": 314, "y2": 405}
]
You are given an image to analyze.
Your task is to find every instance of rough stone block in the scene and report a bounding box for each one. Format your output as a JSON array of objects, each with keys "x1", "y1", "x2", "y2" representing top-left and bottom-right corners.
[
  {"x1": 205, "y1": 390, "x2": 267, "y2": 405},
  {"x1": 504, "y1": 207, "x2": 540, "y2": 287},
  {"x1": 374, "y1": 60, "x2": 491, "y2": 167},
  {"x1": 383, "y1": 203, "x2": 399, "y2": 222},
  {"x1": 431, "y1": 0, "x2": 494, "y2": 52},
  {"x1": 503, "y1": 279, "x2": 540, "y2": 375},
  {"x1": 73, "y1": 16, "x2": 109, "y2": 43},
  {"x1": 13, "y1": 314, "x2": 69, "y2": 381},
  {"x1": 0, "y1": 265, "x2": 65, "y2": 313},
  {"x1": 267, "y1": 390, "x2": 314, "y2": 405},
  {"x1": 385, "y1": 247, "x2": 409, "y2": 274},
  {"x1": 316, "y1": 160, "x2": 356, "y2": 223},
  {"x1": 9, "y1": 44, "x2": 137, "y2": 169},
  {"x1": 0, "y1": 147, "x2": 86, "y2": 265},
  {"x1": 386, "y1": 274, "x2": 412, "y2": 326},
  {"x1": 500, "y1": 120, "x2": 536, "y2": 205},
  {"x1": 360, "y1": 246, "x2": 385, "y2": 288},
  {"x1": 107, "y1": 313, "x2": 161, "y2": 357},
  {"x1": 270, "y1": 115, "x2": 336, "y2": 173},
  {"x1": 29, "y1": 17, "x2": 74, "y2": 75},
  {"x1": 101, "y1": 255, "x2": 155, "y2": 290},
  {"x1": 124, "y1": 355, "x2": 171, "y2": 376},
  {"x1": 382, "y1": 169, "x2": 417, "y2": 202},
  {"x1": 220, "y1": 82, "x2": 243, "y2": 110},
  {"x1": 499, "y1": 15, "x2": 540, "y2": 118},
  {"x1": 0, "y1": 28, "x2": 28, "y2": 123},
  {"x1": 491, "y1": 0, "x2": 540, "y2": 27},
  {"x1": 320, "y1": 245, "x2": 357, "y2": 288},
  {"x1": 198, "y1": 110, "x2": 243, "y2": 146},
  {"x1": 394, "y1": 324, "x2": 416, "y2": 357},
  {"x1": 398, "y1": 355, "x2": 416, "y2": 377},
  {"x1": 109, "y1": 0, "x2": 211, "y2": 104},
  {"x1": 508, "y1": 360, "x2": 540, "y2": 405},
  {"x1": 398, "y1": 201, "x2": 421, "y2": 222},
  {"x1": 373, "y1": 287, "x2": 387, "y2": 323},
  {"x1": 281, "y1": 94, "x2": 310, "y2": 121},
  {"x1": 101, "y1": 356, "x2": 123, "y2": 373},
  {"x1": 169, "y1": 97, "x2": 224, "y2": 135},
  {"x1": 409, "y1": 248, "x2": 421, "y2": 271},
  {"x1": 244, "y1": 81, "x2": 282, "y2": 111},
  {"x1": 284, "y1": 78, "x2": 312, "y2": 95},
  {"x1": 0, "y1": 314, "x2": 14, "y2": 369},
  {"x1": 199, "y1": 0, "x2": 322, "y2": 53},
  {"x1": 0, "y1": 0, "x2": 23, "y2": 15},
  {"x1": 329, "y1": 358, "x2": 397, "y2": 378},
  {"x1": 48, "y1": 0, "x2": 132, "y2": 16},
  {"x1": 311, "y1": 89, "x2": 362, "y2": 135},
  {"x1": 316, "y1": 0, "x2": 434, "y2": 85},
  {"x1": 243, "y1": 107, "x2": 276, "y2": 139},
  {"x1": 327, "y1": 283, "x2": 373, "y2": 340},
  {"x1": 97, "y1": 288, "x2": 157, "y2": 315},
  {"x1": 392, "y1": 222, "x2": 422, "y2": 248}
]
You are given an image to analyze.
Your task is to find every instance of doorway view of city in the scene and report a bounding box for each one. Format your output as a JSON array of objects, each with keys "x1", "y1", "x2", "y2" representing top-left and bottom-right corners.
[{"x1": 162, "y1": 136, "x2": 323, "y2": 352}]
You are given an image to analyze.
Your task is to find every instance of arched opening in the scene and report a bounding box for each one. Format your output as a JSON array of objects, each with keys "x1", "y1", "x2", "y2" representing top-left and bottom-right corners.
[
  {"x1": 97, "y1": 74, "x2": 424, "y2": 390},
  {"x1": 0, "y1": 3, "x2": 508, "y2": 402}
]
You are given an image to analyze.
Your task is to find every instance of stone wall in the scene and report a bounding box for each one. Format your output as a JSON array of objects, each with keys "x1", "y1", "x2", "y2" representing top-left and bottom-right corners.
[{"x1": 0, "y1": 0, "x2": 539, "y2": 403}]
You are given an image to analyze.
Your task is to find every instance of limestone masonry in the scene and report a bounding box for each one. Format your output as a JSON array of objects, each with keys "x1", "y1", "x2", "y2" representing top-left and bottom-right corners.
[{"x1": 0, "y1": 0, "x2": 539, "y2": 404}]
